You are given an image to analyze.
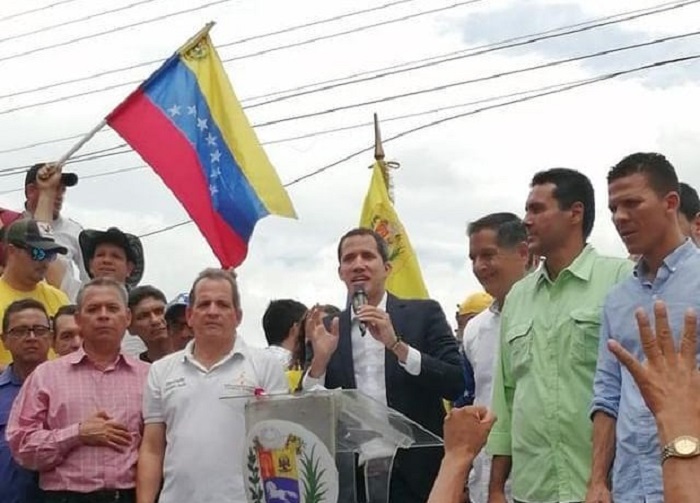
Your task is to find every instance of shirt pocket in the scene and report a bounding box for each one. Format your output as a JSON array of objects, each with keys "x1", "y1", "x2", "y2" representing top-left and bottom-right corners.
[
  {"x1": 506, "y1": 321, "x2": 533, "y2": 379},
  {"x1": 570, "y1": 308, "x2": 601, "y2": 364}
]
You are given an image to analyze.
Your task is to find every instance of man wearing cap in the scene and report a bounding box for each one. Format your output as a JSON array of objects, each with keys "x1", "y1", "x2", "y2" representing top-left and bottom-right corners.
[
  {"x1": 0, "y1": 218, "x2": 69, "y2": 365},
  {"x1": 23, "y1": 163, "x2": 86, "y2": 289},
  {"x1": 164, "y1": 293, "x2": 192, "y2": 352},
  {"x1": 455, "y1": 292, "x2": 493, "y2": 343}
]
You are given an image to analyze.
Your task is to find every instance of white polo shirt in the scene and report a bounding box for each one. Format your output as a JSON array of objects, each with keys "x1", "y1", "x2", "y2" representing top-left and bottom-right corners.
[{"x1": 143, "y1": 336, "x2": 288, "y2": 503}]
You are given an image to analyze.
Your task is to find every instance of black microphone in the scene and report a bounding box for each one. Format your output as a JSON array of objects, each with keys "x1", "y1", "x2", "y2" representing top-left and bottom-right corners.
[{"x1": 351, "y1": 286, "x2": 368, "y2": 336}]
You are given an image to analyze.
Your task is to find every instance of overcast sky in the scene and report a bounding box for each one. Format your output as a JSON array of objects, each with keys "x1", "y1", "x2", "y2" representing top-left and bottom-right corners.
[{"x1": 1, "y1": 0, "x2": 699, "y2": 346}]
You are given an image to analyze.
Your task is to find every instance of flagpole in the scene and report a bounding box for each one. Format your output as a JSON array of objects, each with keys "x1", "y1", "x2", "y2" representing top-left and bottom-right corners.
[
  {"x1": 373, "y1": 113, "x2": 399, "y2": 203},
  {"x1": 55, "y1": 119, "x2": 107, "y2": 165}
]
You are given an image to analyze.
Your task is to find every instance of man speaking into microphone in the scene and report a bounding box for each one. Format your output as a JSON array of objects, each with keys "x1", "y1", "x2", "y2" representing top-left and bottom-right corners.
[{"x1": 303, "y1": 228, "x2": 464, "y2": 503}]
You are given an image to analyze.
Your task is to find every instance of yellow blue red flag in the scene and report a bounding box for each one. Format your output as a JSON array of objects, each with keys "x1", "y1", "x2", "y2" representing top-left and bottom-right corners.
[{"x1": 107, "y1": 29, "x2": 296, "y2": 267}]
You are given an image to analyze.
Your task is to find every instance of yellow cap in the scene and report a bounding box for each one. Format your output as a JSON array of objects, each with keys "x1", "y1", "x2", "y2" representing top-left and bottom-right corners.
[{"x1": 458, "y1": 292, "x2": 493, "y2": 315}]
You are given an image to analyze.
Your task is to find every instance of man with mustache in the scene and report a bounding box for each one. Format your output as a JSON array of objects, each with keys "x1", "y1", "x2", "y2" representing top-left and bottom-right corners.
[{"x1": 128, "y1": 286, "x2": 171, "y2": 364}]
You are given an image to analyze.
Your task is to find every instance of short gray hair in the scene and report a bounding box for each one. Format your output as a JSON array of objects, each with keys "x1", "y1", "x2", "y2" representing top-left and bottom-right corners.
[
  {"x1": 188, "y1": 268, "x2": 241, "y2": 310},
  {"x1": 76, "y1": 277, "x2": 128, "y2": 309}
]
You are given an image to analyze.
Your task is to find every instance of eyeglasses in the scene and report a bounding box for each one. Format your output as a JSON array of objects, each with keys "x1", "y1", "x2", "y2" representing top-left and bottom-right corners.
[
  {"x1": 6, "y1": 325, "x2": 51, "y2": 339},
  {"x1": 13, "y1": 244, "x2": 58, "y2": 262}
]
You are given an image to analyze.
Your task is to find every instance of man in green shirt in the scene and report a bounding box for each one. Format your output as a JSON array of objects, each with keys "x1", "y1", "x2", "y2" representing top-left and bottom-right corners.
[{"x1": 486, "y1": 168, "x2": 632, "y2": 503}]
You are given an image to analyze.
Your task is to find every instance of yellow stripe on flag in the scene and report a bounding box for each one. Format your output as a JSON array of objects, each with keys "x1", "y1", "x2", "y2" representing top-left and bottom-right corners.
[
  {"x1": 180, "y1": 36, "x2": 296, "y2": 218},
  {"x1": 360, "y1": 162, "x2": 428, "y2": 299}
]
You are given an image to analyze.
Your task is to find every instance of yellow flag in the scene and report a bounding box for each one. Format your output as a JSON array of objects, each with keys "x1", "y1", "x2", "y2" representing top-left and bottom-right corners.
[{"x1": 359, "y1": 162, "x2": 428, "y2": 299}]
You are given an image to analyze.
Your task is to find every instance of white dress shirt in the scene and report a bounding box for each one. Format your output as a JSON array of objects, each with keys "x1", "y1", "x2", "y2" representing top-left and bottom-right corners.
[
  {"x1": 303, "y1": 292, "x2": 422, "y2": 405},
  {"x1": 462, "y1": 303, "x2": 512, "y2": 503}
]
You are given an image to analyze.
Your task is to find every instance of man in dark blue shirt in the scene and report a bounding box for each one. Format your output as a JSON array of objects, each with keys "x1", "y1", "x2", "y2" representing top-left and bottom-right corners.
[{"x1": 0, "y1": 298, "x2": 52, "y2": 503}]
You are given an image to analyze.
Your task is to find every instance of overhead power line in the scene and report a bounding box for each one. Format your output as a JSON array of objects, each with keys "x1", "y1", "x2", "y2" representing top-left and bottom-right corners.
[
  {"x1": 0, "y1": 78, "x2": 579, "y2": 179},
  {"x1": 0, "y1": 0, "x2": 484, "y2": 115},
  {"x1": 0, "y1": 0, "x2": 239, "y2": 64},
  {"x1": 0, "y1": 78, "x2": 585, "y2": 184},
  {"x1": 0, "y1": 165, "x2": 146, "y2": 196},
  {"x1": 0, "y1": 0, "x2": 163, "y2": 45},
  {"x1": 0, "y1": 0, "x2": 423, "y2": 101},
  {"x1": 133, "y1": 51, "x2": 700, "y2": 239},
  {"x1": 0, "y1": 0, "x2": 81, "y2": 23},
  {"x1": 244, "y1": 0, "x2": 700, "y2": 108},
  {"x1": 0, "y1": 26, "x2": 697, "y2": 170},
  {"x1": 0, "y1": 0, "x2": 695, "y2": 120},
  {"x1": 251, "y1": 28, "x2": 700, "y2": 128},
  {"x1": 220, "y1": 0, "x2": 484, "y2": 62}
]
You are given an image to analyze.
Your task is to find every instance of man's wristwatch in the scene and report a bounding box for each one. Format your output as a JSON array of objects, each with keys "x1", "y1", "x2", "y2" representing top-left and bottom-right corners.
[{"x1": 661, "y1": 435, "x2": 700, "y2": 463}]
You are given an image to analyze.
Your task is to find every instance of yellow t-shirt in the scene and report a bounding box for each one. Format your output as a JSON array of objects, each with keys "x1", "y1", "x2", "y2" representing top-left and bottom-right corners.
[{"x1": 0, "y1": 278, "x2": 69, "y2": 364}]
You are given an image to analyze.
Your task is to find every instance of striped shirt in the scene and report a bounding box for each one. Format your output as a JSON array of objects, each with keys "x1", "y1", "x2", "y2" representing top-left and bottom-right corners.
[{"x1": 6, "y1": 347, "x2": 149, "y2": 492}]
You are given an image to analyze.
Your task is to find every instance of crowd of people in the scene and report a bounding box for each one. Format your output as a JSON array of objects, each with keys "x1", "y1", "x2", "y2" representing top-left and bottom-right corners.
[{"x1": 0, "y1": 152, "x2": 699, "y2": 503}]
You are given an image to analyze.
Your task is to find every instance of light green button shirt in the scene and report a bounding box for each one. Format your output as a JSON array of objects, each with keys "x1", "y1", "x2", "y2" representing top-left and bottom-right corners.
[{"x1": 487, "y1": 245, "x2": 632, "y2": 503}]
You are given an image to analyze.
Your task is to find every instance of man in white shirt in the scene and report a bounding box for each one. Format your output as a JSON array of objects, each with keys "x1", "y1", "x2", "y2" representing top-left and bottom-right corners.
[
  {"x1": 262, "y1": 298, "x2": 307, "y2": 370},
  {"x1": 137, "y1": 268, "x2": 287, "y2": 503},
  {"x1": 463, "y1": 212, "x2": 529, "y2": 503},
  {"x1": 303, "y1": 228, "x2": 464, "y2": 503}
]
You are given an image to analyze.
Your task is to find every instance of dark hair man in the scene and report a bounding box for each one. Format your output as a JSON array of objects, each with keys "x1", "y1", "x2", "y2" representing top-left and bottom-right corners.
[
  {"x1": 487, "y1": 169, "x2": 632, "y2": 503},
  {"x1": 589, "y1": 153, "x2": 700, "y2": 503},
  {"x1": 52, "y1": 304, "x2": 80, "y2": 357},
  {"x1": 304, "y1": 227, "x2": 464, "y2": 503},
  {"x1": 0, "y1": 299, "x2": 51, "y2": 503}
]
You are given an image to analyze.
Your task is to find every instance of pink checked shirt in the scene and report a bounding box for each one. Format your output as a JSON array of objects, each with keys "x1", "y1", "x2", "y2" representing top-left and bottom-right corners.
[{"x1": 6, "y1": 347, "x2": 149, "y2": 492}]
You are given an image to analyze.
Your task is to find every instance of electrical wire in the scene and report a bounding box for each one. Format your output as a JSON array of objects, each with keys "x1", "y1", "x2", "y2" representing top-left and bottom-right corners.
[
  {"x1": 220, "y1": 0, "x2": 484, "y2": 62},
  {"x1": 0, "y1": 165, "x2": 146, "y2": 195},
  {"x1": 1, "y1": 26, "x2": 696, "y2": 170},
  {"x1": 0, "y1": 0, "x2": 691, "y2": 119},
  {"x1": 0, "y1": 0, "x2": 239, "y2": 64},
  {"x1": 0, "y1": 0, "x2": 484, "y2": 115},
  {"x1": 0, "y1": 0, "x2": 82, "y2": 23},
  {"x1": 0, "y1": 0, "x2": 424, "y2": 101},
  {"x1": 251, "y1": 28, "x2": 700, "y2": 128},
  {"x1": 244, "y1": 0, "x2": 700, "y2": 108},
  {"x1": 0, "y1": 0, "x2": 164, "y2": 45}
]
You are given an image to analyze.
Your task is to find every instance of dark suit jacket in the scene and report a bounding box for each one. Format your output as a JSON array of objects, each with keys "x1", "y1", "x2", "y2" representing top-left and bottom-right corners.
[{"x1": 323, "y1": 294, "x2": 465, "y2": 502}]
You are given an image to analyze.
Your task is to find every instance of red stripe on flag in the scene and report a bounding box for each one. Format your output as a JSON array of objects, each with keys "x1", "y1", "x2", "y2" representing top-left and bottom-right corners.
[{"x1": 107, "y1": 90, "x2": 248, "y2": 266}]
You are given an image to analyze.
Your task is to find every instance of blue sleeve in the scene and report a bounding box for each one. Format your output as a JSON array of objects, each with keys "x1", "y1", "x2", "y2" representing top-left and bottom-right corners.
[{"x1": 590, "y1": 303, "x2": 621, "y2": 419}]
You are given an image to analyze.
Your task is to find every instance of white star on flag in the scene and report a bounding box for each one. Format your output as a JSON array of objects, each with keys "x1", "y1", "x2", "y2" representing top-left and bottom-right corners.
[
  {"x1": 205, "y1": 133, "x2": 217, "y2": 147},
  {"x1": 168, "y1": 104, "x2": 181, "y2": 117},
  {"x1": 211, "y1": 165, "x2": 222, "y2": 179},
  {"x1": 187, "y1": 105, "x2": 196, "y2": 115},
  {"x1": 197, "y1": 118, "x2": 208, "y2": 132},
  {"x1": 210, "y1": 150, "x2": 222, "y2": 163},
  {"x1": 209, "y1": 183, "x2": 219, "y2": 196}
]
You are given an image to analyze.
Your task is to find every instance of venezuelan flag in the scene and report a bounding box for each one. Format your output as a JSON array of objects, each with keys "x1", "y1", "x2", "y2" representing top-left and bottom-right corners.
[{"x1": 106, "y1": 26, "x2": 296, "y2": 267}]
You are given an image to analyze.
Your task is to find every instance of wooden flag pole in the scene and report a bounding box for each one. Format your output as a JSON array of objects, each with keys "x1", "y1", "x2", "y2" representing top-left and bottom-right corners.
[{"x1": 373, "y1": 113, "x2": 400, "y2": 203}]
